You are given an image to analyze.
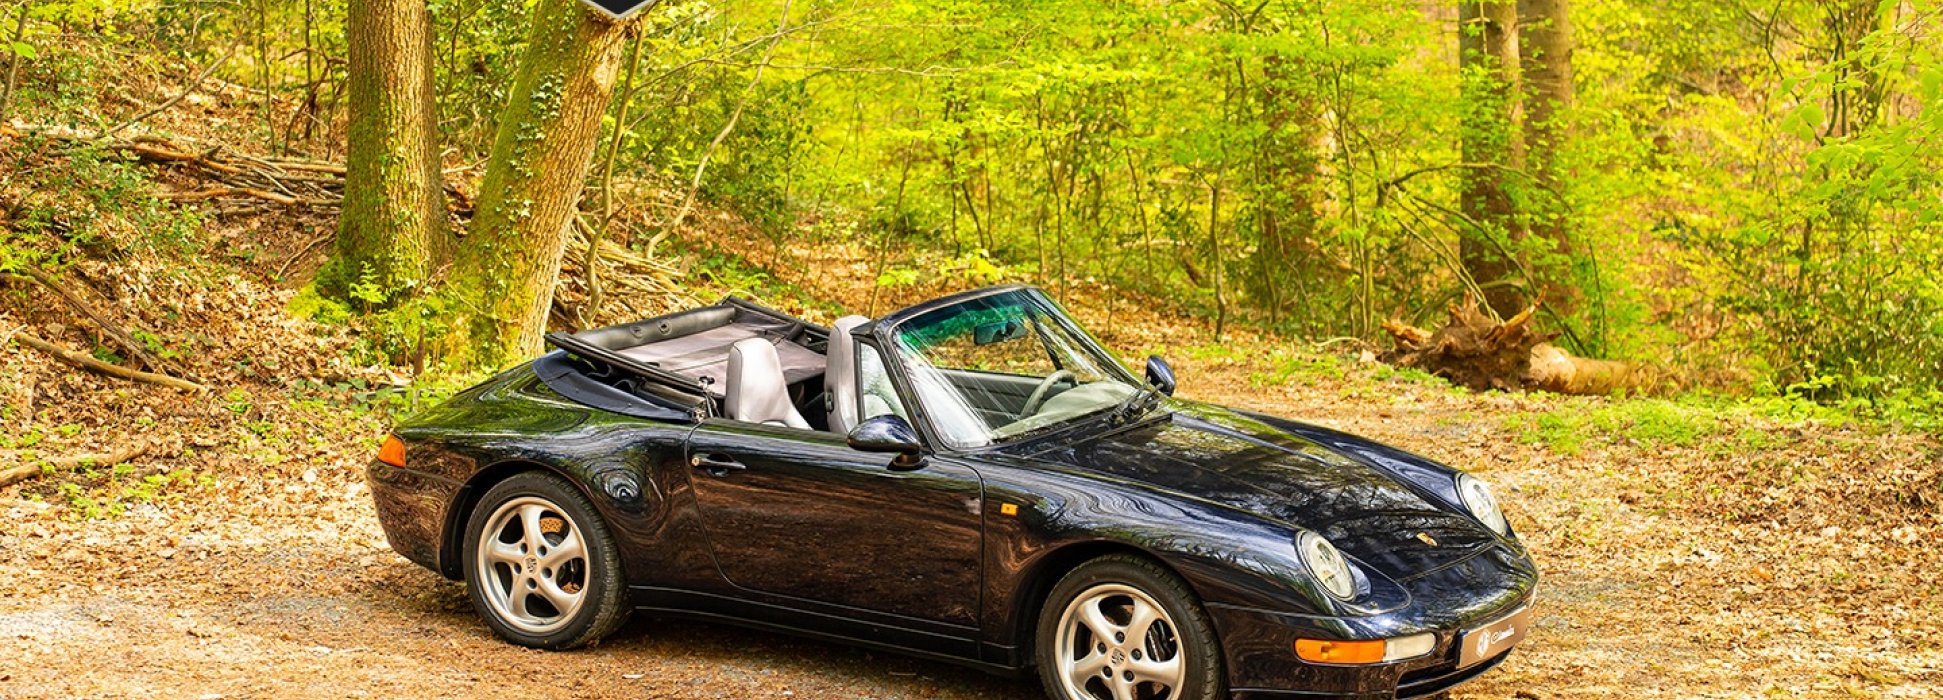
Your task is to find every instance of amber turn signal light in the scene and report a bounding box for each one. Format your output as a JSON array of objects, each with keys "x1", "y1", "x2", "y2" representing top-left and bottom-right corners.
[
  {"x1": 1295, "y1": 639, "x2": 1387, "y2": 664},
  {"x1": 377, "y1": 435, "x2": 408, "y2": 467},
  {"x1": 1296, "y1": 632, "x2": 1436, "y2": 665}
]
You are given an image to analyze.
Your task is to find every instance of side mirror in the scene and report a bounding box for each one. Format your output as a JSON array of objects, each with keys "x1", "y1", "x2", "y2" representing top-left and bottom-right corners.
[
  {"x1": 1145, "y1": 356, "x2": 1176, "y2": 396},
  {"x1": 847, "y1": 414, "x2": 926, "y2": 471}
]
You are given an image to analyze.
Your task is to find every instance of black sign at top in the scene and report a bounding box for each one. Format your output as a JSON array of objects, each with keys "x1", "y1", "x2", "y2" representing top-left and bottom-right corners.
[{"x1": 580, "y1": 0, "x2": 661, "y2": 21}]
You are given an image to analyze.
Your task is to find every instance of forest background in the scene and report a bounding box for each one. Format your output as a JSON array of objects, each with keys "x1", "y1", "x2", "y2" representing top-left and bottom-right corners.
[{"x1": 2, "y1": 0, "x2": 1941, "y2": 417}]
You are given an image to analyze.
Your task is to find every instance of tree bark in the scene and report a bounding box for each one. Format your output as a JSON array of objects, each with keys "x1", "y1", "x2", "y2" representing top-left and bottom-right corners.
[
  {"x1": 1457, "y1": 0, "x2": 1526, "y2": 319},
  {"x1": 322, "y1": 0, "x2": 445, "y2": 305},
  {"x1": 1517, "y1": 0, "x2": 1574, "y2": 310},
  {"x1": 1256, "y1": 52, "x2": 1327, "y2": 329},
  {"x1": 441, "y1": 0, "x2": 633, "y2": 368}
]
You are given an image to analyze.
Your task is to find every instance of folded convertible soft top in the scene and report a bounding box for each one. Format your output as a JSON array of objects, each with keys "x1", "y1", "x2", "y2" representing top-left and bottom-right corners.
[{"x1": 543, "y1": 298, "x2": 830, "y2": 412}]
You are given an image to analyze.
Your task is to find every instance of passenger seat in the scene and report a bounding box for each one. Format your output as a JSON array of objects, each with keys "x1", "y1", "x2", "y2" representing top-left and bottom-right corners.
[
  {"x1": 725, "y1": 338, "x2": 810, "y2": 429},
  {"x1": 824, "y1": 315, "x2": 870, "y2": 434}
]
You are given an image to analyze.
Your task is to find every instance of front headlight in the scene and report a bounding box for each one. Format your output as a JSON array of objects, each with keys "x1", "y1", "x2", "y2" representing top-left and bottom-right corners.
[
  {"x1": 1297, "y1": 531, "x2": 1356, "y2": 600},
  {"x1": 1456, "y1": 474, "x2": 1509, "y2": 536}
]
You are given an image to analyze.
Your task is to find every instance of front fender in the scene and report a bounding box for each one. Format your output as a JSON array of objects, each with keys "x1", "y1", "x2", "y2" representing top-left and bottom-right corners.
[{"x1": 979, "y1": 456, "x2": 1411, "y2": 659}]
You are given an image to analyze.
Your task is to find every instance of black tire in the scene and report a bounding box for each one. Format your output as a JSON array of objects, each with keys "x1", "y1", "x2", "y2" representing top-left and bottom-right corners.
[
  {"x1": 1035, "y1": 554, "x2": 1225, "y2": 700},
  {"x1": 461, "y1": 471, "x2": 629, "y2": 649}
]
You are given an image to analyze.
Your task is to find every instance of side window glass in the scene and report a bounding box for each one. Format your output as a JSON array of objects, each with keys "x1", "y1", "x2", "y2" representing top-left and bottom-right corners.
[{"x1": 858, "y1": 343, "x2": 909, "y2": 421}]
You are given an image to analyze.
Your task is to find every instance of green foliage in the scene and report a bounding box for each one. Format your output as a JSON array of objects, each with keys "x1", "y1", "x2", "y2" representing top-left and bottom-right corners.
[
  {"x1": 345, "y1": 263, "x2": 392, "y2": 308},
  {"x1": 1504, "y1": 391, "x2": 1864, "y2": 455},
  {"x1": 18, "y1": 0, "x2": 1943, "y2": 428},
  {"x1": 288, "y1": 284, "x2": 352, "y2": 325}
]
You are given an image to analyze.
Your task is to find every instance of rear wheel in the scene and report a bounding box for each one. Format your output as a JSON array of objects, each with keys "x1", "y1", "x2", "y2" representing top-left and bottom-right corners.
[
  {"x1": 1035, "y1": 555, "x2": 1225, "y2": 700},
  {"x1": 462, "y1": 472, "x2": 628, "y2": 649}
]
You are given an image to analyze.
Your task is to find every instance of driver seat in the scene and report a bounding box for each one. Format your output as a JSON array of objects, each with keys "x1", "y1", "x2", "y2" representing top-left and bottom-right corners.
[
  {"x1": 824, "y1": 315, "x2": 870, "y2": 434},
  {"x1": 725, "y1": 337, "x2": 810, "y2": 429}
]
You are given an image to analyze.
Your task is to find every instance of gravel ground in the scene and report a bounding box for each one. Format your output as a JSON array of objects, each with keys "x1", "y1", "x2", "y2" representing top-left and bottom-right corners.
[{"x1": 4, "y1": 351, "x2": 1938, "y2": 700}]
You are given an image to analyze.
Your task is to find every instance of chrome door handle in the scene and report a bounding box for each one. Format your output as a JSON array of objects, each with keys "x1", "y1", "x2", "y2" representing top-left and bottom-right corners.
[{"x1": 690, "y1": 453, "x2": 746, "y2": 474}]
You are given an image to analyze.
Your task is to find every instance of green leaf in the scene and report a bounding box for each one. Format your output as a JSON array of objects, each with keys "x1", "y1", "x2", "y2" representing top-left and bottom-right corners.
[{"x1": 8, "y1": 41, "x2": 33, "y2": 60}]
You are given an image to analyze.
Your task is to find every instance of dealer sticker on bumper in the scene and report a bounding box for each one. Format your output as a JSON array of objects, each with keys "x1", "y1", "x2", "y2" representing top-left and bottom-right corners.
[{"x1": 1458, "y1": 602, "x2": 1534, "y2": 668}]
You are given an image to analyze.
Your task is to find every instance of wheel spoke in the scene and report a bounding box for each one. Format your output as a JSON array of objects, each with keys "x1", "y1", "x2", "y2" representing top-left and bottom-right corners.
[
  {"x1": 1130, "y1": 654, "x2": 1184, "y2": 689},
  {"x1": 1125, "y1": 597, "x2": 1161, "y2": 645},
  {"x1": 1076, "y1": 598, "x2": 1121, "y2": 645},
  {"x1": 1067, "y1": 648, "x2": 1110, "y2": 688},
  {"x1": 1107, "y1": 675, "x2": 1138, "y2": 700},
  {"x1": 485, "y1": 539, "x2": 524, "y2": 567},
  {"x1": 508, "y1": 585, "x2": 532, "y2": 618},
  {"x1": 542, "y1": 527, "x2": 583, "y2": 567},
  {"x1": 518, "y1": 504, "x2": 548, "y2": 553},
  {"x1": 536, "y1": 576, "x2": 579, "y2": 613}
]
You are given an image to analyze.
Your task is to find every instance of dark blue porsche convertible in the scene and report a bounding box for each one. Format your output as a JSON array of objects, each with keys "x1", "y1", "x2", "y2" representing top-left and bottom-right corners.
[{"x1": 368, "y1": 285, "x2": 1537, "y2": 700}]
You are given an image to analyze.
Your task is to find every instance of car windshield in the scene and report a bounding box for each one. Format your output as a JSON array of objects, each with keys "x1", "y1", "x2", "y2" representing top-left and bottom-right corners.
[{"x1": 887, "y1": 289, "x2": 1144, "y2": 449}]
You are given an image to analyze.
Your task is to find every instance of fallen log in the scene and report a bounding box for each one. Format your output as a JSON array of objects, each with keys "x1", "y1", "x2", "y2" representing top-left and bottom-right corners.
[
  {"x1": 1529, "y1": 344, "x2": 1639, "y2": 396},
  {"x1": 0, "y1": 441, "x2": 150, "y2": 489},
  {"x1": 12, "y1": 331, "x2": 206, "y2": 392},
  {"x1": 1382, "y1": 295, "x2": 1639, "y2": 395}
]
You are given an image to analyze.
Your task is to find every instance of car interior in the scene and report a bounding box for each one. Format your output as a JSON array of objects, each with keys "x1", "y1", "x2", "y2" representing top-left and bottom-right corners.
[
  {"x1": 548, "y1": 300, "x2": 889, "y2": 434},
  {"x1": 545, "y1": 297, "x2": 1077, "y2": 438}
]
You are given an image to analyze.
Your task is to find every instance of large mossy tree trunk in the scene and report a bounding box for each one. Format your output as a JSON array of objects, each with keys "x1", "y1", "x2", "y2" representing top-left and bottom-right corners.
[
  {"x1": 441, "y1": 0, "x2": 633, "y2": 369},
  {"x1": 1517, "y1": 0, "x2": 1575, "y2": 311},
  {"x1": 322, "y1": 0, "x2": 445, "y2": 304},
  {"x1": 1457, "y1": 0, "x2": 1526, "y2": 320}
]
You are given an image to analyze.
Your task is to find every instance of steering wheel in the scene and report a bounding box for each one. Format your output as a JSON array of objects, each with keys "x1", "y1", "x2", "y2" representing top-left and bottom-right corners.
[{"x1": 1020, "y1": 370, "x2": 1076, "y2": 417}]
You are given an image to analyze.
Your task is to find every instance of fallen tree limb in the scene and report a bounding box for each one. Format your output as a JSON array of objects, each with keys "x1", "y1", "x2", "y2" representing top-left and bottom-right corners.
[
  {"x1": 160, "y1": 186, "x2": 302, "y2": 206},
  {"x1": 1529, "y1": 344, "x2": 1640, "y2": 396},
  {"x1": 0, "y1": 441, "x2": 150, "y2": 490},
  {"x1": 12, "y1": 331, "x2": 206, "y2": 392},
  {"x1": 3, "y1": 268, "x2": 172, "y2": 374},
  {"x1": 104, "y1": 46, "x2": 240, "y2": 138},
  {"x1": 1382, "y1": 295, "x2": 1642, "y2": 395}
]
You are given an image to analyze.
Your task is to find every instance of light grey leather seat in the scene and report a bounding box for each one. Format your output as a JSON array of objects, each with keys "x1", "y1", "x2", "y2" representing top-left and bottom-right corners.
[
  {"x1": 725, "y1": 337, "x2": 810, "y2": 429},
  {"x1": 824, "y1": 315, "x2": 871, "y2": 434}
]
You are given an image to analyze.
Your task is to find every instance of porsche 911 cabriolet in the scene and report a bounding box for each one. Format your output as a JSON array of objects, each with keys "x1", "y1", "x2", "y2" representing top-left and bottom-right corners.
[{"x1": 368, "y1": 285, "x2": 1538, "y2": 700}]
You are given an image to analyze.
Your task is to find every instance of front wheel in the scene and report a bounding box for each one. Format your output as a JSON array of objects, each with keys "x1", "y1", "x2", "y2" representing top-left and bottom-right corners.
[
  {"x1": 461, "y1": 472, "x2": 629, "y2": 649},
  {"x1": 1035, "y1": 555, "x2": 1225, "y2": 700}
]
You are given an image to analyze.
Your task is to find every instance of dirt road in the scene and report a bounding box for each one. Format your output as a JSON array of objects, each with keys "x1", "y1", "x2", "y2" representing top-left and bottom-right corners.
[{"x1": 2, "y1": 353, "x2": 1938, "y2": 699}]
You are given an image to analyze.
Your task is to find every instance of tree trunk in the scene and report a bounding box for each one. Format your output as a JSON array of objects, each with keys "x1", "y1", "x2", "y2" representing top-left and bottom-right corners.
[
  {"x1": 321, "y1": 0, "x2": 445, "y2": 305},
  {"x1": 1256, "y1": 53, "x2": 1326, "y2": 329},
  {"x1": 1457, "y1": 0, "x2": 1525, "y2": 320},
  {"x1": 441, "y1": 0, "x2": 633, "y2": 368},
  {"x1": 1517, "y1": 0, "x2": 1574, "y2": 310}
]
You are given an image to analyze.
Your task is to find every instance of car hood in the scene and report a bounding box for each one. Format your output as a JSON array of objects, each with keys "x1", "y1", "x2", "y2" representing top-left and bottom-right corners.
[{"x1": 1023, "y1": 403, "x2": 1499, "y2": 581}]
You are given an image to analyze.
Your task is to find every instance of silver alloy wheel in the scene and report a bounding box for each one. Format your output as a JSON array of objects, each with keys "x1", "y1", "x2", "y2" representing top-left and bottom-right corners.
[
  {"x1": 474, "y1": 496, "x2": 589, "y2": 635},
  {"x1": 1054, "y1": 583, "x2": 1186, "y2": 700}
]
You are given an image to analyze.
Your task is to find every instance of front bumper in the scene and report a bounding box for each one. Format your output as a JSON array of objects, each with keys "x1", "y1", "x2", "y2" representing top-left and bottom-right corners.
[{"x1": 1209, "y1": 548, "x2": 1538, "y2": 699}]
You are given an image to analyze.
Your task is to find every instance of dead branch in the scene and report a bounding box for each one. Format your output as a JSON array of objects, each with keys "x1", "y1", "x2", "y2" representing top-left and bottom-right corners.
[
  {"x1": 1529, "y1": 345, "x2": 1641, "y2": 396},
  {"x1": 160, "y1": 186, "x2": 303, "y2": 206},
  {"x1": 0, "y1": 441, "x2": 150, "y2": 490},
  {"x1": 2, "y1": 268, "x2": 173, "y2": 374},
  {"x1": 6, "y1": 125, "x2": 489, "y2": 216},
  {"x1": 275, "y1": 234, "x2": 332, "y2": 280},
  {"x1": 104, "y1": 45, "x2": 241, "y2": 137},
  {"x1": 12, "y1": 331, "x2": 206, "y2": 392},
  {"x1": 1381, "y1": 295, "x2": 1641, "y2": 395}
]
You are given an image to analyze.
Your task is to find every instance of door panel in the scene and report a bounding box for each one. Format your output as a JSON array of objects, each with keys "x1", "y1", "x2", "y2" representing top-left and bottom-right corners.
[{"x1": 683, "y1": 419, "x2": 984, "y2": 628}]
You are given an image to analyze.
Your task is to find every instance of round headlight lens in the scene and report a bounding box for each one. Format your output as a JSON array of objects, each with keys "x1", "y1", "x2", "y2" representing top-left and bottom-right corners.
[
  {"x1": 1457, "y1": 474, "x2": 1509, "y2": 536},
  {"x1": 1297, "y1": 531, "x2": 1356, "y2": 600}
]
